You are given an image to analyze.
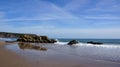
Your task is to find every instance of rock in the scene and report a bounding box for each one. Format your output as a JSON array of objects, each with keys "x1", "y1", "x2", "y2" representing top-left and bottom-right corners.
[
  {"x1": 68, "y1": 40, "x2": 79, "y2": 45},
  {"x1": 50, "y1": 39, "x2": 58, "y2": 43},
  {"x1": 17, "y1": 35, "x2": 57, "y2": 43},
  {"x1": 0, "y1": 32, "x2": 57, "y2": 43},
  {"x1": 87, "y1": 41, "x2": 103, "y2": 45},
  {"x1": 41, "y1": 36, "x2": 48, "y2": 40}
]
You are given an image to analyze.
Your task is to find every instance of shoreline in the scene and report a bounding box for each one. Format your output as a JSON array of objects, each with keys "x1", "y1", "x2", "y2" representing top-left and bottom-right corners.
[
  {"x1": 0, "y1": 42, "x2": 120, "y2": 67},
  {"x1": 0, "y1": 42, "x2": 86, "y2": 67}
]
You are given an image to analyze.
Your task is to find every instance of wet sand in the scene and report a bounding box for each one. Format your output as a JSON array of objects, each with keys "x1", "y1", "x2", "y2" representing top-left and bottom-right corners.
[
  {"x1": 0, "y1": 42, "x2": 120, "y2": 67},
  {"x1": 0, "y1": 42, "x2": 33, "y2": 67}
]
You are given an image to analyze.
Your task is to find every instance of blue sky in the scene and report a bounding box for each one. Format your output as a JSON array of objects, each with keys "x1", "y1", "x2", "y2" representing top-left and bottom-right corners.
[{"x1": 0, "y1": 0, "x2": 120, "y2": 38}]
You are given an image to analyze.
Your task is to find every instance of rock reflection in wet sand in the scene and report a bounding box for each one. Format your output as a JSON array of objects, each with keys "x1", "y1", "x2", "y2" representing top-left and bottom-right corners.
[{"x1": 18, "y1": 43, "x2": 47, "y2": 51}]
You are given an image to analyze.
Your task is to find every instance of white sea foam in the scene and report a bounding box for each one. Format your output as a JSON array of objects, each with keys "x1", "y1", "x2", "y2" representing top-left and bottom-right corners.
[
  {"x1": 55, "y1": 41, "x2": 120, "y2": 48},
  {"x1": 54, "y1": 41, "x2": 120, "y2": 62},
  {"x1": 55, "y1": 41, "x2": 68, "y2": 45},
  {"x1": 0, "y1": 38, "x2": 17, "y2": 41}
]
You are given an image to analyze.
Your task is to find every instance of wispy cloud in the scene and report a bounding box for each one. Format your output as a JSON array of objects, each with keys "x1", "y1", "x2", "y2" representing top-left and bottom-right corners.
[
  {"x1": 0, "y1": 0, "x2": 80, "y2": 22},
  {"x1": 83, "y1": 15, "x2": 120, "y2": 20},
  {"x1": 63, "y1": 0, "x2": 89, "y2": 11},
  {"x1": 0, "y1": 17, "x2": 56, "y2": 21},
  {"x1": 85, "y1": 0, "x2": 120, "y2": 12}
]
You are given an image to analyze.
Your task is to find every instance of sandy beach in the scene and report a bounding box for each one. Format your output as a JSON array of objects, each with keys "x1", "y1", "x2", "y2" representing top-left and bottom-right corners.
[
  {"x1": 0, "y1": 42, "x2": 120, "y2": 67},
  {"x1": 0, "y1": 42, "x2": 33, "y2": 67}
]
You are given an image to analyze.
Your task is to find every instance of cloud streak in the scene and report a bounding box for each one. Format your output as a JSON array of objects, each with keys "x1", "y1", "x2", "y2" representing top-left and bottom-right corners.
[
  {"x1": 84, "y1": 15, "x2": 120, "y2": 20},
  {"x1": 63, "y1": 0, "x2": 90, "y2": 11},
  {"x1": 85, "y1": 0, "x2": 120, "y2": 12}
]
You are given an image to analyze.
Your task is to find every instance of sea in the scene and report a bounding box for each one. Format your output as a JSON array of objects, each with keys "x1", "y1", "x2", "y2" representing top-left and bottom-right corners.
[
  {"x1": 56, "y1": 39, "x2": 120, "y2": 63},
  {"x1": 1, "y1": 38, "x2": 120, "y2": 63},
  {"x1": 1, "y1": 38, "x2": 120, "y2": 45},
  {"x1": 58, "y1": 39, "x2": 120, "y2": 45}
]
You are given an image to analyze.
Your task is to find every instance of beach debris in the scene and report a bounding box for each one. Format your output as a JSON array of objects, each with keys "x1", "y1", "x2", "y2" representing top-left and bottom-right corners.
[
  {"x1": 18, "y1": 43, "x2": 47, "y2": 51},
  {"x1": 67, "y1": 40, "x2": 79, "y2": 45},
  {"x1": 87, "y1": 41, "x2": 103, "y2": 45}
]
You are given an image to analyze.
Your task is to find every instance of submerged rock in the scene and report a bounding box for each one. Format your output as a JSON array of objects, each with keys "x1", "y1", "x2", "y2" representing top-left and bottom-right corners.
[
  {"x1": 67, "y1": 40, "x2": 79, "y2": 45},
  {"x1": 87, "y1": 41, "x2": 103, "y2": 45}
]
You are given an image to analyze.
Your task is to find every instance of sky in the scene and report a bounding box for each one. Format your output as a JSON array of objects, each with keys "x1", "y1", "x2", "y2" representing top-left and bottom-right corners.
[{"x1": 0, "y1": 0, "x2": 120, "y2": 38}]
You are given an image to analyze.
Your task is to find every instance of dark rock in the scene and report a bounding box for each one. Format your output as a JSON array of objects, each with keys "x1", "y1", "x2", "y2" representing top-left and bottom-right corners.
[
  {"x1": 0, "y1": 32, "x2": 57, "y2": 43},
  {"x1": 17, "y1": 35, "x2": 57, "y2": 43},
  {"x1": 68, "y1": 40, "x2": 79, "y2": 45},
  {"x1": 87, "y1": 41, "x2": 103, "y2": 45},
  {"x1": 50, "y1": 39, "x2": 58, "y2": 43}
]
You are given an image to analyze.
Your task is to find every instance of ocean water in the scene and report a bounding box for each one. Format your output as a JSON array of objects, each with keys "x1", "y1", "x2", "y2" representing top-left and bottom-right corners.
[
  {"x1": 58, "y1": 39, "x2": 120, "y2": 45},
  {"x1": 55, "y1": 39, "x2": 120, "y2": 63}
]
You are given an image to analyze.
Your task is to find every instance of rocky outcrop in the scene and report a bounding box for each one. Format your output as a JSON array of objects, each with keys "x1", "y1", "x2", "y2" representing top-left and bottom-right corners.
[
  {"x1": 17, "y1": 34, "x2": 57, "y2": 43},
  {"x1": 87, "y1": 41, "x2": 103, "y2": 45},
  {"x1": 0, "y1": 32, "x2": 57, "y2": 43},
  {"x1": 18, "y1": 43, "x2": 47, "y2": 51},
  {"x1": 68, "y1": 40, "x2": 79, "y2": 45},
  {"x1": 0, "y1": 32, "x2": 36, "y2": 38}
]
